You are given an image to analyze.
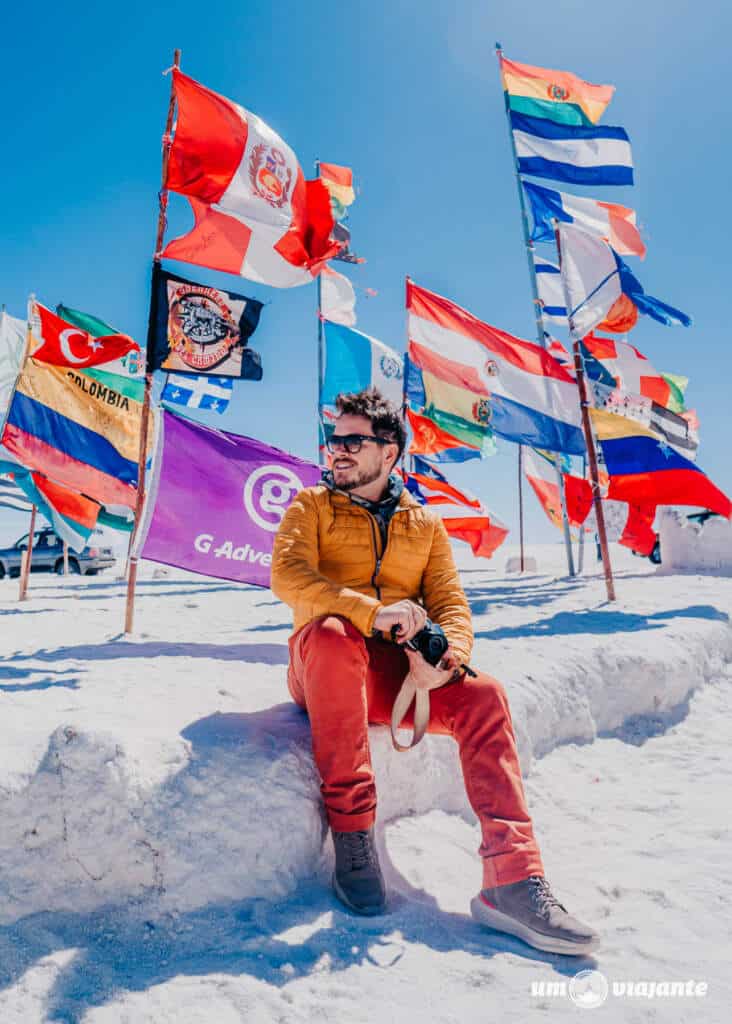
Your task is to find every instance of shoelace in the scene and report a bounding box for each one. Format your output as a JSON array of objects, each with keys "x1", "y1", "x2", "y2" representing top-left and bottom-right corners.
[
  {"x1": 338, "y1": 830, "x2": 376, "y2": 871},
  {"x1": 527, "y1": 875, "x2": 568, "y2": 917}
]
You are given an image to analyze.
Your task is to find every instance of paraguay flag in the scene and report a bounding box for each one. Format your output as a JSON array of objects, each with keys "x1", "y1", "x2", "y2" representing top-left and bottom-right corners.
[
  {"x1": 511, "y1": 111, "x2": 633, "y2": 187},
  {"x1": 407, "y1": 281, "x2": 586, "y2": 455}
]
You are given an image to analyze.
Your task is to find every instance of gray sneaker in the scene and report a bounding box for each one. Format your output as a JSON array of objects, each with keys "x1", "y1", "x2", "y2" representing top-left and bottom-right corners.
[
  {"x1": 471, "y1": 875, "x2": 599, "y2": 956},
  {"x1": 332, "y1": 827, "x2": 387, "y2": 916}
]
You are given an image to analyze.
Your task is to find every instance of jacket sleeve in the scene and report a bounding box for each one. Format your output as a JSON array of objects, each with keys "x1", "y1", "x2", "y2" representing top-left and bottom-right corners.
[
  {"x1": 420, "y1": 516, "x2": 474, "y2": 666},
  {"x1": 271, "y1": 489, "x2": 383, "y2": 637}
]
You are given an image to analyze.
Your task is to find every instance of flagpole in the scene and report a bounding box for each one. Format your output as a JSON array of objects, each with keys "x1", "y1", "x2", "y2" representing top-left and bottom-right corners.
[
  {"x1": 554, "y1": 228, "x2": 616, "y2": 601},
  {"x1": 518, "y1": 444, "x2": 525, "y2": 571},
  {"x1": 495, "y1": 43, "x2": 575, "y2": 578},
  {"x1": 18, "y1": 504, "x2": 36, "y2": 601},
  {"x1": 124, "y1": 47, "x2": 181, "y2": 635},
  {"x1": 577, "y1": 454, "x2": 586, "y2": 574},
  {"x1": 314, "y1": 159, "x2": 326, "y2": 464}
]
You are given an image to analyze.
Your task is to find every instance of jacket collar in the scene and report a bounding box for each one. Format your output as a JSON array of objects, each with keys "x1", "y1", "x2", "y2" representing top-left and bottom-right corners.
[{"x1": 321, "y1": 470, "x2": 420, "y2": 512}]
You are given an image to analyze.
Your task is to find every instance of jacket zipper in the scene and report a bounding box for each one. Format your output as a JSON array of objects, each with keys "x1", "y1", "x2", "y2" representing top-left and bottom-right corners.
[
  {"x1": 363, "y1": 506, "x2": 409, "y2": 601},
  {"x1": 365, "y1": 512, "x2": 383, "y2": 599}
]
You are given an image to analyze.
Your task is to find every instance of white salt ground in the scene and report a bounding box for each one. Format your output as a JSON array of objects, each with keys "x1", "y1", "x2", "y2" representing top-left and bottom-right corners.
[{"x1": 0, "y1": 541, "x2": 730, "y2": 1022}]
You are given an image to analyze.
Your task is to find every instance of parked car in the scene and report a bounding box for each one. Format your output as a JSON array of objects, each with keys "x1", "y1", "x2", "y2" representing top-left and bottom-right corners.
[{"x1": 0, "y1": 528, "x2": 116, "y2": 579}]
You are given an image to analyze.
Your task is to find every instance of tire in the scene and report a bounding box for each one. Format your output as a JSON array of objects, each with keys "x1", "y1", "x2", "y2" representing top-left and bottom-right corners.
[
  {"x1": 9, "y1": 568, "x2": 20, "y2": 579},
  {"x1": 649, "y1": 540, "x2": 662, "y2": 565},
  {"x1": 0, "y1": 564, "x2": 5, "y2": 580},
  {"x1": 56, "y1": 558, "x2": 81, "y2": 575},
  {"x1": 84, "y1": 569, "x2": 99, "y2": 576}
]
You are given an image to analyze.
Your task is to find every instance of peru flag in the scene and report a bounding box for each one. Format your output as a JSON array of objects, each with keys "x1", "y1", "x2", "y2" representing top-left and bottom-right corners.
[{"x1": 162, "y1": 71, "x2": 340, "y2": 288}]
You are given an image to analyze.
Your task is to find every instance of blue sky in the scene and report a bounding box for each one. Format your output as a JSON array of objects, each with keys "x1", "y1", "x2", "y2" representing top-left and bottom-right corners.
[{"x1": 1, "y1": 0, "x2": 729, "y2": 550}]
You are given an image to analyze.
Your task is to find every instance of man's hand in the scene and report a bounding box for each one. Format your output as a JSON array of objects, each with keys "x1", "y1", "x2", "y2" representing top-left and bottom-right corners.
[
  {"x1": 403, "y1": 645, "x2": 457, "y2": 691},
  {"x1": 373, "y1": 599, "x2": 428, "y2": 642}
]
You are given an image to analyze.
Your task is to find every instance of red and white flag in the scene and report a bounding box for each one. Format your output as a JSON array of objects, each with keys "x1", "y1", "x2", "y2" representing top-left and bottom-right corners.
[
  {"x1": 30, "y1": 303, "x2": 139, "y2": 369},
  {"x1": 162, "y1": 71, "x2": 340, "y2": 288}
]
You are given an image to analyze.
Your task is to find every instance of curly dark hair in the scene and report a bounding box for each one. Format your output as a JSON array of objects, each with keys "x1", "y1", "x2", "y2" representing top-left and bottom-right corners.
[{"x1": 335, "y1": 387, "x2": 406, "y2": 462}]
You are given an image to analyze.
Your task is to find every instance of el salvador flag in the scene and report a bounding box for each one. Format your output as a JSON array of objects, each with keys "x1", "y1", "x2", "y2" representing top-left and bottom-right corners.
[{"x1": 162, "y1": 374, "x2": 233, "y2": 414}]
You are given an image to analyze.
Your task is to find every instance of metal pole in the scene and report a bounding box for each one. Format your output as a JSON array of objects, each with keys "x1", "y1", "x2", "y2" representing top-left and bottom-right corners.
[
  {"x1": 495, "y1": 43, "x2": 575, "y2": 577},
  {"x1": 63, "y1": 540, "x2": 69, "y2": 576},
  {"x1": 518, "y1": 444, "x2": 525, "y2": 571},
  {"x1": 124, "y1": 48, "x2": 181, "y2": 635},
  {"x1": 577, "y1": 455, "x2": 586, "y2": 574},
  {"x1": 315, "y1": 159, "x2": 327, "y2": 465},
  {"x1": 18, "y1": 504, "x2": 36, "y2": 601}
]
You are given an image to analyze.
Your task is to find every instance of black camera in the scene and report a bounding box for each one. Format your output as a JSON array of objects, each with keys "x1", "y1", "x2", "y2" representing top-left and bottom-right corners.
[{"x1": 392, "y1": 618, "x2": 449, "y2": 666}]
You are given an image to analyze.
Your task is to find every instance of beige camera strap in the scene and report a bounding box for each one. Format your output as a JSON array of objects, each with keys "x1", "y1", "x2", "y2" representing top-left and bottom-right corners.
[{"x1": 390, "y1": 676, "x2": 431, "y2": 752}]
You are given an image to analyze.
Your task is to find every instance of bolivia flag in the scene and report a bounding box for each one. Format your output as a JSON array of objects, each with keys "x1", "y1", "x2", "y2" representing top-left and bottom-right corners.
[
  {"x1": 501, "y1": 56, "x2": 614, "y2": 126},
  {"x1": 406, "y1": 407, "x2": 483, "y2": 462},
  {"x1": 1, "y1": 357, "x2": 153, "y2": 508},
  {"x1": 591, "y1": 409, "x2": 731, "y2": 517}
]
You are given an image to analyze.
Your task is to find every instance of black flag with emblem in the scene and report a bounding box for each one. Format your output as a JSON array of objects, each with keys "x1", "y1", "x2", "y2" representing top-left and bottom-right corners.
[{"x1": 148, "y1": 265, "x2": 264, "y2": 378}]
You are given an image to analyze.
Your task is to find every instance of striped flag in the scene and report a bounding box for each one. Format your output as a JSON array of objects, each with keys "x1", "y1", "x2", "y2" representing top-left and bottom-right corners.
[
  {"x1": 511, "y1": 111, "x2": 633, "y2": 187},
  {"x1": 407, "y1": 281, "x2": 585, "y2": 455},
  {"x1": 524, "y1": 180, "x2": 646, "y2": 258},
  {"x1": 501, "y1": 56, "x2": 614, "y2": 126},
  {"x1": 534, "y1": 256, "x2": 568, "y2": 325},
  {"x1": 1, "y1": 357, "x2": 153, "y2": 508}
]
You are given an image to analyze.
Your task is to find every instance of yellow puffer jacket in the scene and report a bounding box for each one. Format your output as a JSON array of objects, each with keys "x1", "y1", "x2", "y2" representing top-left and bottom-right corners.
[{"x1": 271, "y1": 483, "x2": 473, "y2": 665}]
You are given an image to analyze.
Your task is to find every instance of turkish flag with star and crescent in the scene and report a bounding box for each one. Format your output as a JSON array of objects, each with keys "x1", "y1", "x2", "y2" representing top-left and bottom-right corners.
[{"x1": 30, "y1": 303, "x2": 140, "y2": 370}]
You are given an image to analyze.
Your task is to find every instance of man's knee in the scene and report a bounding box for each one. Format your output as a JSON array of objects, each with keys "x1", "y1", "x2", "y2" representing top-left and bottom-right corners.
[
  {"x1": 462, "y1": 671, "x2": 510, "y2": 710},
  {"x1": 302, "y1": 615, "x2": 367, "y2": 657}
]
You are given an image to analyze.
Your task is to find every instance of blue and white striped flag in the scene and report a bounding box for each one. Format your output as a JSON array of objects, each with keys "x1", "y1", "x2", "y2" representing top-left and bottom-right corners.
[
  {"x1": 511, "y1": 111, "x2": 633, "y2": 187},
  {"x1": 534, "y1": 256, "x2": 568, "y2": 325},
  {"x1": 162, "y1": 374, "x2": 233, "y2": 414}
]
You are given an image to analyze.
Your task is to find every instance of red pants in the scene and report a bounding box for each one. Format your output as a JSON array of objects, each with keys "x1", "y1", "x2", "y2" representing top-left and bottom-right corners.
[{"x1": 287, "y1": 615, "x2": 544, "y2": 889}]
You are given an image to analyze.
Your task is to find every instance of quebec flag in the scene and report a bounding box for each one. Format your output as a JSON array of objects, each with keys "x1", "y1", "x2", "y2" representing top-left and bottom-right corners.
[{"x1": 162, "y1": 374, "x2": 233, "y2": 414}]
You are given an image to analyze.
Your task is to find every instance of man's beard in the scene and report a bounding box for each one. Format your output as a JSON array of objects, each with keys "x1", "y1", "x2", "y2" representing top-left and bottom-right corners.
[{"x1": 333, "y1": 462, "x2": 382, "y2": 491}]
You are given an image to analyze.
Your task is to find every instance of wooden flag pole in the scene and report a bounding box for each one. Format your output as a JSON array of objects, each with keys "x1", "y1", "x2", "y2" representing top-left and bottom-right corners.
[
  {"x1": 571, "y1": 339, "x2": 616, "y2": 601},
  {"x1": 553, "y1": 223, "x2": 616, "y2": 601},
  {"x1": 18, "y1": 504, "x2": 36, "y2": 601},
  {"x1": 124, "y1": 47, "x2": 181, "y2": 635},
  {"x1": 494, "y1": 43, "x2": 575, "y2": 578},
  {"x1": 63, "y1": 540, "x2": 69, "y2": 576}
]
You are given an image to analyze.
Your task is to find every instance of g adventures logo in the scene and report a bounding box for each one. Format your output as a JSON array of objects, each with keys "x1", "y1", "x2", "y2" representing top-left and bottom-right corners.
[
  {"x1": 249, "y1": 144, "x2": 293, "y2": 209},
  {"x1": 168, "y1": 284, "x2": 241, "y2": 371}
]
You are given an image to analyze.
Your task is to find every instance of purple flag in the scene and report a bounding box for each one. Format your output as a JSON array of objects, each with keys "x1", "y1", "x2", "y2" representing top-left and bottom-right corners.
[{"x1": 139, "y1": 410, "x2": 321, "y2": 586}]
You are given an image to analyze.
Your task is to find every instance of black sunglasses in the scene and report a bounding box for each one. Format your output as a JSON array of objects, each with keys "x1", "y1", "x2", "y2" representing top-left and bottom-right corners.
[{"x1": 327, "y1": 433, "x2": 394, "y2": 454}]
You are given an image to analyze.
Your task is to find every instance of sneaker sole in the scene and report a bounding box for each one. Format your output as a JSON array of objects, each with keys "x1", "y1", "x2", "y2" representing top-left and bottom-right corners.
[
  {"x1": 332, "y1": 873, "x2": 387, "y2": 916},
  {"x1": 470, "y1": 896, "x2": 600, "y2": 957}
]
